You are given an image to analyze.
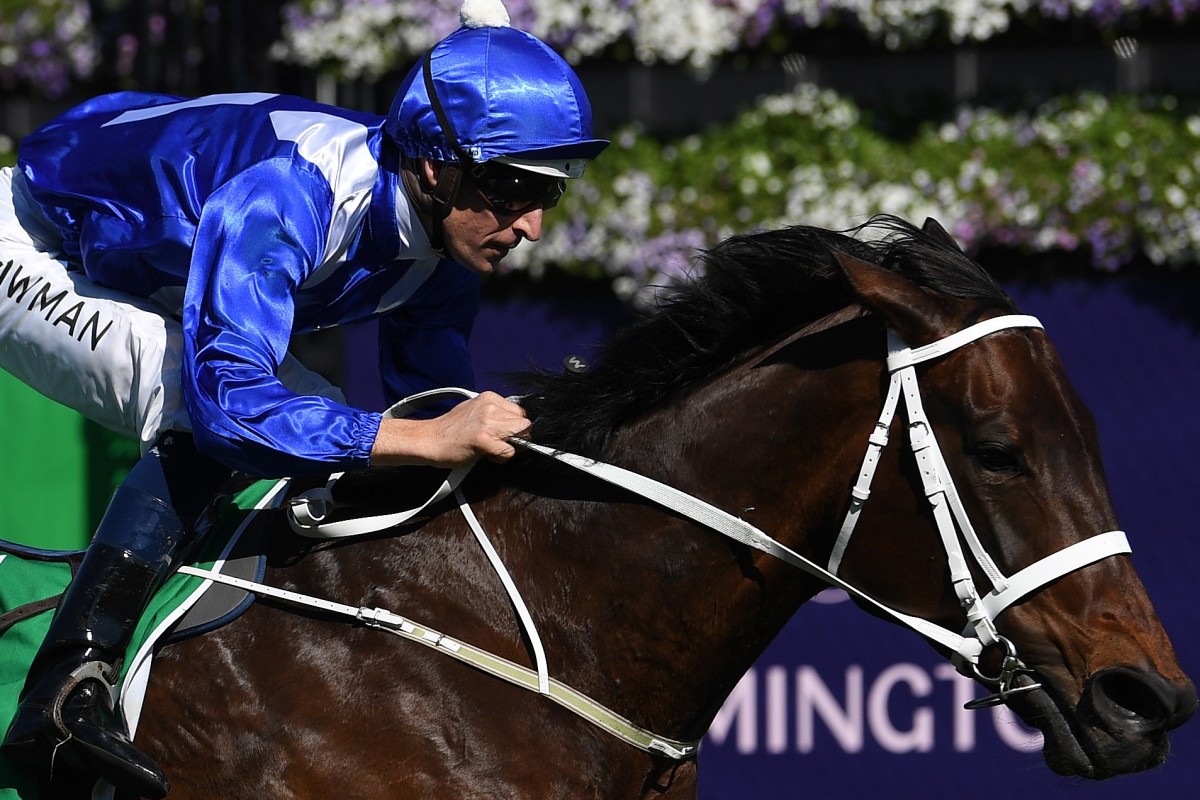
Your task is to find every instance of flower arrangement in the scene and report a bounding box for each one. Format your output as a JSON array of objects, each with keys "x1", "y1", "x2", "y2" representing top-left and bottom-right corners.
[
  {"x1": 0, "y1": 0, "x2": 96, "y2": 98},
  {"x1": 7, "y1": 1, "x2": 1200, "y2": 100},
  {"x1": 271, "y1": 0, "x2": 462, "y2": 80},
  {"x1": 504, "y1": 84, "x2": 1200, "y2": 304},
  {"x1": 273, "y1": 0, "x2": 1200, "y2": 77}
]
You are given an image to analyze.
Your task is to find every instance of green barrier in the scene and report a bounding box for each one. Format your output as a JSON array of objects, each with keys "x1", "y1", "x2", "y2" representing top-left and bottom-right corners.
[
  {"x1": 0, "y1": 372, "x2": 136, "y2": 550},
  {"x1": 0, "y1": 374, "x2": 88, "y2": 550}
]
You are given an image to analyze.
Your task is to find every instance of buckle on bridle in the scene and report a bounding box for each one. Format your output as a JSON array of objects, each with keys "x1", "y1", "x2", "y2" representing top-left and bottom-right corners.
[{"x1": 963, "y1": 635, "x2": 1043, "y2": 709}]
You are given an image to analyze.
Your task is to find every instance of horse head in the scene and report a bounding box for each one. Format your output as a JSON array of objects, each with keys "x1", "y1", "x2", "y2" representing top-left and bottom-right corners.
[
  {"x1": 819, "y1": 218, "x2": 1196, "y2": 777},
  {"x1": 520, "y1": 215, "x2": 1194, "y2": 779}
]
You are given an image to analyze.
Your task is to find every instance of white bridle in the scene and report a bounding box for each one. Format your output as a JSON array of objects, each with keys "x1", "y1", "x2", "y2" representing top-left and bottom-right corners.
[
  {"x1": 827, "y1": 314, "x2": 1131, "y2": 704},
  {"x1": 184, "y1": 314, "x2": 1132, "y2": 758}
]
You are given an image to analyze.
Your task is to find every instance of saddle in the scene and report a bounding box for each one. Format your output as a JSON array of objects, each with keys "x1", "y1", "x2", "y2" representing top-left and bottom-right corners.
[{"x1": 0, "y1": 478, "x2": 287, "y2": 800}]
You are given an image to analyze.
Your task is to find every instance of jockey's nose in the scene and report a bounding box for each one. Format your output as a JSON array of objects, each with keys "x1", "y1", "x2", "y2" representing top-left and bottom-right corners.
[{"x1": 512, "y1": 206, "x2": 543, "y2": 242}]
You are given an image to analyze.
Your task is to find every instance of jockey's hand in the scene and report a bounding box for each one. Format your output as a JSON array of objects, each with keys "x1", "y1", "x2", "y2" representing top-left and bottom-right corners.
[{"x1": 371, "y1": 391, "x2": 531, "y2": 468}]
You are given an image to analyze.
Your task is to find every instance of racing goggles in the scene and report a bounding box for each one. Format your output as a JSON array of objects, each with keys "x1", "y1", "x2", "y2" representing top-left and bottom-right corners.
[{"x1": 468, "y1": 162, "x2": 565, "y2": 215}]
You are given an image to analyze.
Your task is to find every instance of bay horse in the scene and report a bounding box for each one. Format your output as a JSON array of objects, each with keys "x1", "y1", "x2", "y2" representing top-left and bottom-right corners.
[{"x1": 121, "y1": 217, "x2": 1193, "y2": 798}]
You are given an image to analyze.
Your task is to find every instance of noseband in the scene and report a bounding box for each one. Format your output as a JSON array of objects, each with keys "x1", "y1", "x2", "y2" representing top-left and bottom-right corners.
[{"x1": 261, "y1": 314, "x2": 1131, "y2": 756}]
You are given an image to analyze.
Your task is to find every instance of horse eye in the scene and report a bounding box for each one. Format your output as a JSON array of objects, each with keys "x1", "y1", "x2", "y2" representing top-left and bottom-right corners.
[{"x1": 974, "y1": 442, "x2": 1021, "y2": 474}]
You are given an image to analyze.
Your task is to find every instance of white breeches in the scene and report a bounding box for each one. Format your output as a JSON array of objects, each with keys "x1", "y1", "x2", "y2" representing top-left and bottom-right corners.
[{"x1": 0, "y1": 166, "x2": 345, "y2": 452}]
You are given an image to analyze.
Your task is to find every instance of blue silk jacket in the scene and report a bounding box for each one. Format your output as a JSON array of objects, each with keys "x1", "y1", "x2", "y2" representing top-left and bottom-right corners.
[{"x1": 18, "y1": 91, "x2": 480, "y2": 477}]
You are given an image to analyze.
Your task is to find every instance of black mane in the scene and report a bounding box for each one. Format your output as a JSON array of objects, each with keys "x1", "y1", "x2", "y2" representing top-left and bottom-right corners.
[{"x1": 518, "y1": 216, "x2": 1014, "y2": 457}]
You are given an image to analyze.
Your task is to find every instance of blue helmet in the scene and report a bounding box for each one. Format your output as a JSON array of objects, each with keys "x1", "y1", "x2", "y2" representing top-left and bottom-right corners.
[{"x1": 386, "y1": 14, "x2": 608, "y2": 179}]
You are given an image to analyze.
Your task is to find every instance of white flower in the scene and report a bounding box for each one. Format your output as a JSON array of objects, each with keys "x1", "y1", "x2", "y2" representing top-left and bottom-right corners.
[{"x1": 1165, "y1": 185, "x2": 1188, "y2": 210}]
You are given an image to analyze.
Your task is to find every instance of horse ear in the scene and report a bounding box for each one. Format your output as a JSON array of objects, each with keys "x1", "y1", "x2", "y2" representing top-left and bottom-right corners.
[
  {"x1": 832, "y1": 249, "x2": 948, "y2": 345},
  {"x1": 921, "y1": 217, "x2": 962, "y2": 252}
]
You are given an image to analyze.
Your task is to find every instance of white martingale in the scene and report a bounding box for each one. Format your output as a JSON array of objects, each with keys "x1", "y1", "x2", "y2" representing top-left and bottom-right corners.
[{"x1": 215, "y1": 315, "x2": 1133, "y2": 758}]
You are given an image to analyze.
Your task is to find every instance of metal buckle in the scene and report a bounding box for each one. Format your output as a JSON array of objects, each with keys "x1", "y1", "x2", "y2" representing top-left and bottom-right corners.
[{"x1": 963, "y1": 635, "x2": 1043, "y2": 709}]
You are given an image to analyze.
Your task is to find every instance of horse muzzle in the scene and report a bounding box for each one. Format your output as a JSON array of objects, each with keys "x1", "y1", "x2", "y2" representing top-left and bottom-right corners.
[{"x1": 1015, "y1": 667, "x2": 1197, "y2": 779}]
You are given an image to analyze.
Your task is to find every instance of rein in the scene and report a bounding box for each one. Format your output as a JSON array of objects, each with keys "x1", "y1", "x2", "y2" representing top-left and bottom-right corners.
[{"x1": 182, "y1": 314, "x2": 1132, "y2": 760}]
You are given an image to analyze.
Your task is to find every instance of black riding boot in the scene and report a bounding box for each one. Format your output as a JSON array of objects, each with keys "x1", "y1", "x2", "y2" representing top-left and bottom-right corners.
[{"x1": 1, "y1": 433, "x2": 230, "y2": 800}]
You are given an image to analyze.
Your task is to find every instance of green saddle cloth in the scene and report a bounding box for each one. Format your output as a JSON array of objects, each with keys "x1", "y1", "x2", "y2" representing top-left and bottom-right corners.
[{"x1": 0, "y1": 478, "x2": 286, "y2": 800}]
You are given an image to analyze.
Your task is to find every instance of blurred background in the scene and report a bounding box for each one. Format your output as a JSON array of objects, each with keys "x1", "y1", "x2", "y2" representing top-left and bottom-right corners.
[{"x1": 2, "y1": 2, "x2": 1199, "y2": 797}]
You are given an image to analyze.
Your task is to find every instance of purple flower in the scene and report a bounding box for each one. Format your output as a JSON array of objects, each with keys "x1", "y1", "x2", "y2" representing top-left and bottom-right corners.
[{"x1": 0, "y1": 1, "x2": 97, "y2": 98}]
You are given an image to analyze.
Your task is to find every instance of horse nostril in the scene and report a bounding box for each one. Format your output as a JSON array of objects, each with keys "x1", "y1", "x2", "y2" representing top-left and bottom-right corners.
[{"x1": 1087, "y1": 667, "x2": 1197, "y2": 733}]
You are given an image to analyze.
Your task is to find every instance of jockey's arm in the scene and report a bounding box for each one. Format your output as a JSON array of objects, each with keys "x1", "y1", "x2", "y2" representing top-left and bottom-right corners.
[{"x1": 371, "y1": 392, "x2": 530, "y2": 468}]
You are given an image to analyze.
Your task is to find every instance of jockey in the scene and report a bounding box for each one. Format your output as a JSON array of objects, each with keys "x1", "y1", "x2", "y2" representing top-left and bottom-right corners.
[{"x1": 0, "y1": 1, "x2": 606, "y2": 797}]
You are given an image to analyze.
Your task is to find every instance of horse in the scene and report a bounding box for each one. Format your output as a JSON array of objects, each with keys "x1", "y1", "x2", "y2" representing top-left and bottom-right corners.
[{"x1": 94, "y1": 216, "x2": 1196, "y2": 797}]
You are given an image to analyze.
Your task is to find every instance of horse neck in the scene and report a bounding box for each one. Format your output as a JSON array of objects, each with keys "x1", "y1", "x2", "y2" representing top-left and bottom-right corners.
[
  {"x1": 284, "y1": 314, "x2": 889, "y2": 743},
  {"x1": 480, "y1": 317, "x2": 887, "y2": 739}
]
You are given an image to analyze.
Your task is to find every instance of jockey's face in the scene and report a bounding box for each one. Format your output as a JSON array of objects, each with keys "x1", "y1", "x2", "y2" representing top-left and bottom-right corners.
[{"x1": 423, "y1": 159, "x2": 546, "y2": 276}]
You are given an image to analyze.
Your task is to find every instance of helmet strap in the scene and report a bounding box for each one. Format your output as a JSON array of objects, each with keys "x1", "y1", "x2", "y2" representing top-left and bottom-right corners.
[
  {"x1": 400, "y1": 157, "x2": 461, "y2": 259},
  {"x1": 419, "y1": 48, "x2": 476, "y2": 257},
  {"x1": 423, "y1": 49, "x2": 473, "y2": 166},
  {"x1": 427, "y1": 161, "x2": 462, "y2": 256}
]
